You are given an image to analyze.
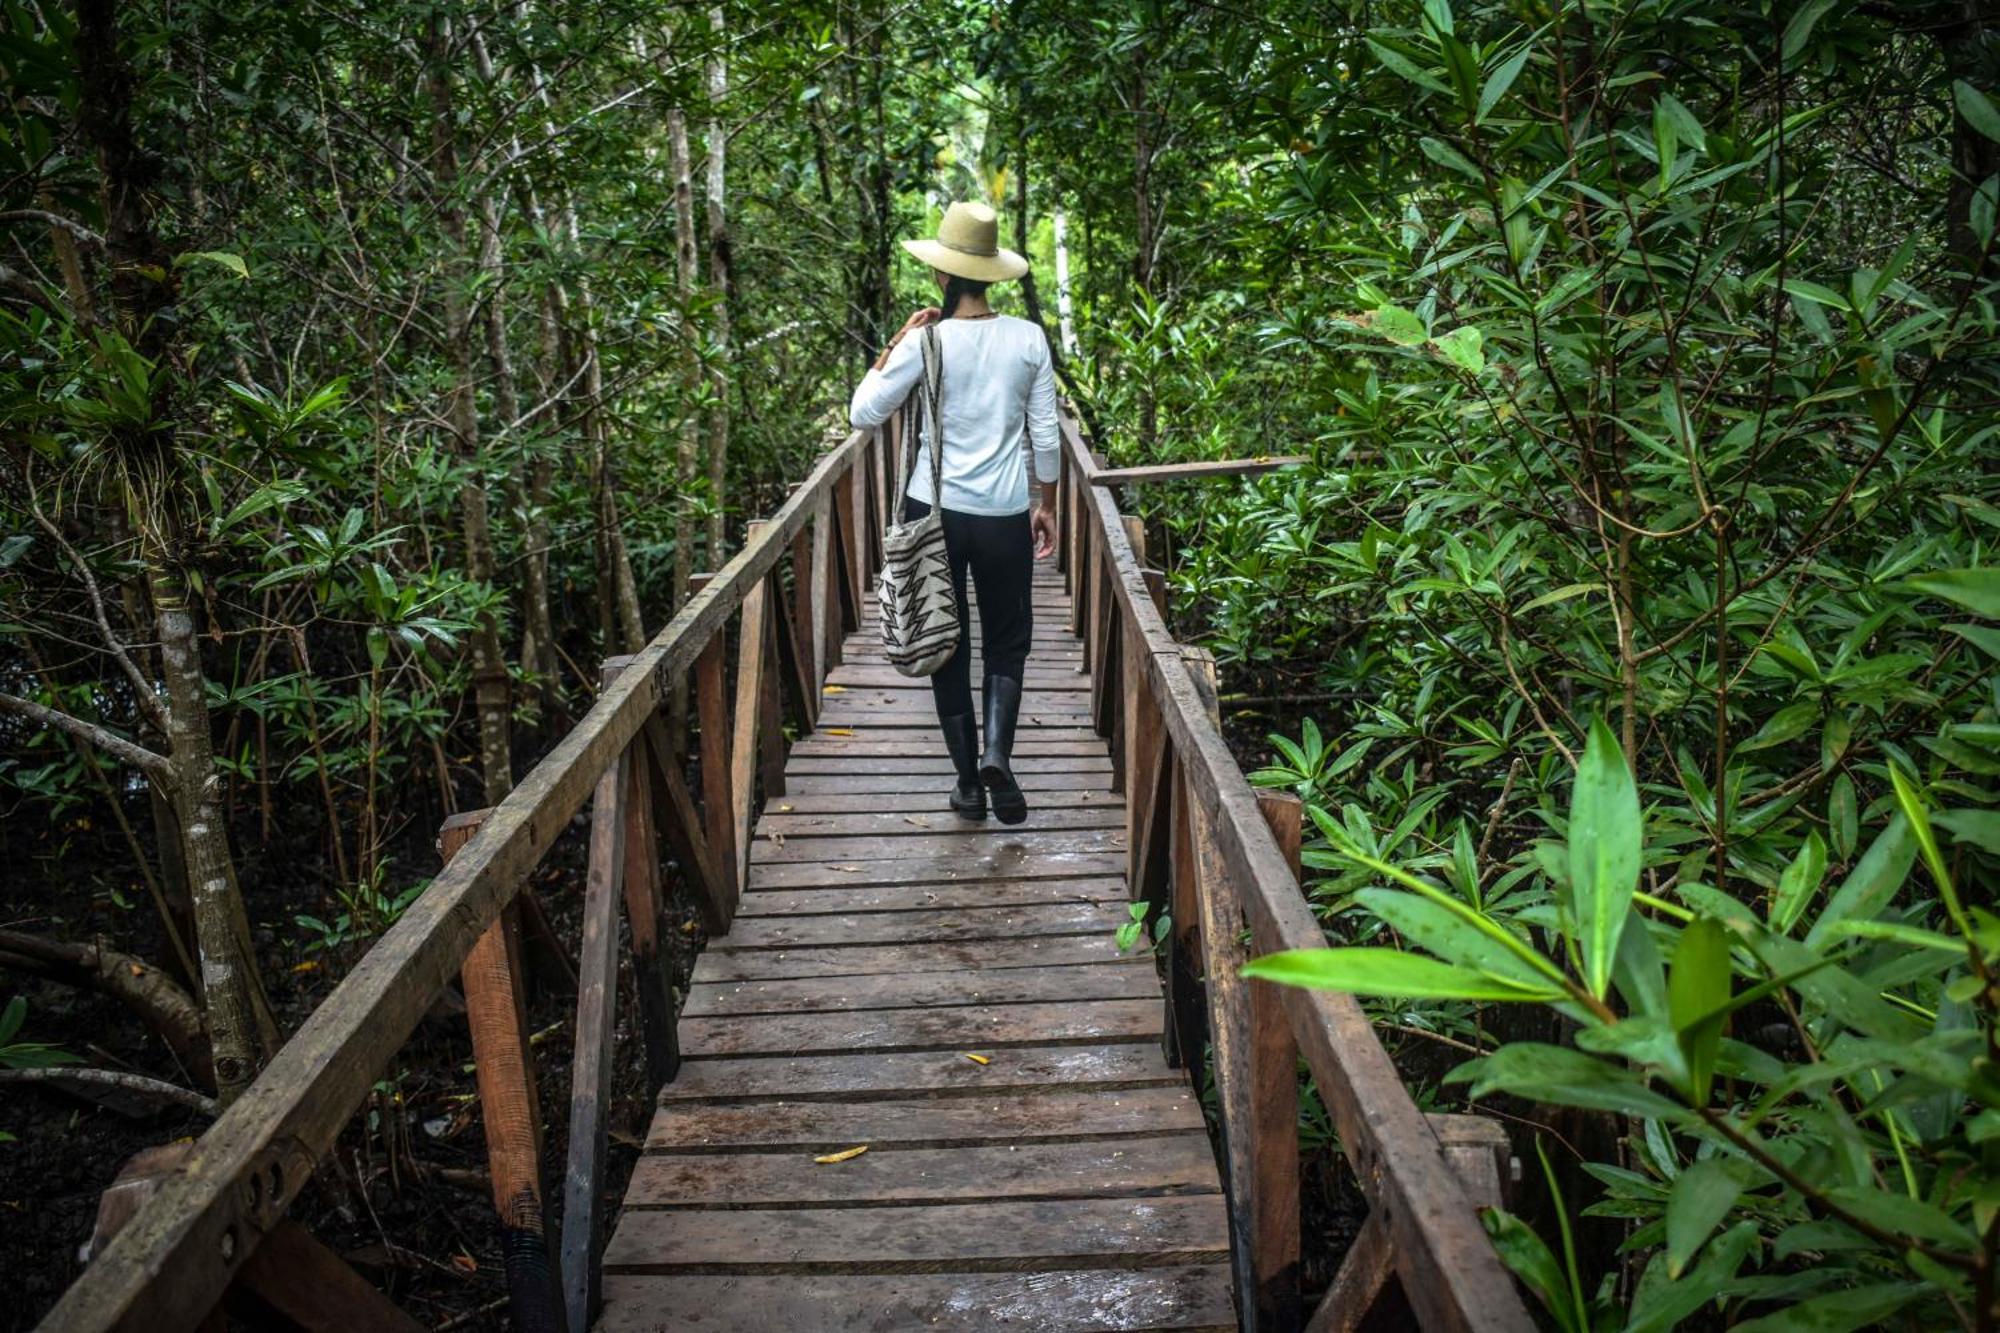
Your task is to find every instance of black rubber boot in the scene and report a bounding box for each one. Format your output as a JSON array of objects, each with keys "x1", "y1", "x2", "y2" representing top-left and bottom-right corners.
[
  {"x1": 940, "y1": 712, "x2": 986, "y2": 820},
  {"x1": 980, "y1": 676, "x2": 1028, "y2": 825}
]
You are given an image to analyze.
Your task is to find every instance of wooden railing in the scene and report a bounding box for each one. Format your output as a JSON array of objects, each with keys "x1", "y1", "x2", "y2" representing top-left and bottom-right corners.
[
  {"x1": 46, "y1": 400, "x2": 1536, "y2": 1333},
  {"x1": 1056, "y1": 417, "x2": 1538, "y2": 1333},
  {"x1": 41, "y1": 423, "x2": 892, "y2": 1333}
]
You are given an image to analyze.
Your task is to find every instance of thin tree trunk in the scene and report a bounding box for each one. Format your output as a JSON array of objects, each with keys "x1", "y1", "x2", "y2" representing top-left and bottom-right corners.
[
  {"x1": 670, "y1": 105, "x2": 700, "y2": 610},
  {"x1": 704, "y1": 7, "x2": 733, "y2": 570},
  {"x1": 427, "y1": 21, "x2": 515, "y2": 808}
]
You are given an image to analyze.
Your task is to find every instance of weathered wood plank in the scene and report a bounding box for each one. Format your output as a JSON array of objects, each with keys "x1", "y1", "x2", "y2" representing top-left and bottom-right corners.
[
  {"x1": 683, "y1": 960, "x2": 1157, "y2": 1018},
  {"x1": 596, "y1": 1268, "x2": 1235, "y2": 1333},
  {"x1": 713, "y1": 901, "x2": 1126, "y2": 949},
  {"x1": 786, "y1": 738, "x2": 1108, "y2": 760},
  {"x1": 1250, "y1": 789, "x2": 1305, "y2": 1332},
  {"x1": 780, "y1": 770, "x2": 1111, "y2": 796},
  {"x1": 692, "y1": 577, "x2": 739, "y2": 923},
  {"x1": 729, "y1": 534, "x2": 771, "y2": 895},
  {"x1": 827, "y1": 664, "x2": 1088, "y2": 690},
  {"x1": 560, "y1": 733, "x2": 629, "y2": 1333},
  {"x1": 1090, "y1": 456, "x2": 1308, "y2": 486},
  {"x1": 659, "y1": 1042, "x2": 1178, "y2": 1102},
  {"x1": 755, "y1": 805, "x2": 1120, "y2": 838},
  {"x1": 782, "y1": 754, "x2": 1111, "y2": 775},
  {"x1": 688, "y1": 930, "x2": 1136, "y2": 981},
  {"x1": 732, "y1": 876, "x2": 1129, "y2": 917},
  {"x1": 645, "y1": 1086, "x2": 1206, "y2": 1151},
  {"x1": 749, "y1": 827, "x2": 1125, "y2": 864},
  {"x1": 229, "y1": 1220, "x2": 426, "y2": 1333},
  {"x1": 624, "y1": 1132, "x2": 1215, "y2": 1208},
  {"x1": 676, "y1": 998, "x2": 1160, "y2": 1057},
  {"x1": 746, "y1": 849, "x2": 1126, "y2": 890},
  {"x1": 601, "y1": 1196, "x2": 1231, "y2": 1272},
  {"x1": 759, "y1": 785, "x2": 1121, "y2": 815}
]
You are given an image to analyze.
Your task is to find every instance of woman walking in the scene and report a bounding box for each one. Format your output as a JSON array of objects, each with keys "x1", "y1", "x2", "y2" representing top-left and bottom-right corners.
[{"x1": 849, "y1": 201, "x2": 1060, "y2": 825}]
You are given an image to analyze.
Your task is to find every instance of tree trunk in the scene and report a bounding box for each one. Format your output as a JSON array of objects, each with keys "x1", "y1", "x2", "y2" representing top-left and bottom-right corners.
[
  {"x1": 704, "y1": 7, "x2": 733, "y2": 571},
  {"x1": 0, "y1": 930, "x2": 212, "y2": 1092},
  {"x1": 427, "y1": 21, "x2": 515, "y2": 808},
  {"x1": 1129, "y1": 52, "x2": 1159, "y2": 451},
  {"x1": 670, "y1": 104, "x2": 701, "y2": 611}
]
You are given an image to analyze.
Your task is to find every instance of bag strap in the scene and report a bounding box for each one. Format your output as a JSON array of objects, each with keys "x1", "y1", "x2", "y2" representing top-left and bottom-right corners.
[{"x1": 886, "y1": 324, "x2": 946, "y2": 529}]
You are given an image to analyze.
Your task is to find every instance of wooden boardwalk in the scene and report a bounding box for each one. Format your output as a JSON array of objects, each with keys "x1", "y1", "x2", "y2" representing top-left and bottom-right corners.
[{"x1": 596, "y1": 564, "x2": 1236, "y2": 1331}]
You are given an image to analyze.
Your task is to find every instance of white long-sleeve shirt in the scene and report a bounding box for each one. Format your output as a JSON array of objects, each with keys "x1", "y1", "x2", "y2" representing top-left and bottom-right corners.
[{"x1": 848, "y1": 314, "x2": 1060, "y2": 516}]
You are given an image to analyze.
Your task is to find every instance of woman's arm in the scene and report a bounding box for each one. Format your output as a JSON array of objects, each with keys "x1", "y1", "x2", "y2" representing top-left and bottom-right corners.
[
  {"x1": 849, "y1": 308, "x2": 940, "y2": 429},
  {"x1": 1026, "y1": 335, "x2": 1061, "y2": 557}
]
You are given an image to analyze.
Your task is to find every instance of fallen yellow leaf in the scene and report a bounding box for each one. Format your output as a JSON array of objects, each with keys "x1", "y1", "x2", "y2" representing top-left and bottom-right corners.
[
  {"x1": 292, "y1": 961, "x2": 320, "y2": 973},
  {"x1": 823, "y1": 685, "x2": 847, "y2": 694},
  {"x1": 814, "y1": 1144, "x2": 869, "y2": 1164},
  {"x1": 963, "y1": 1053, "x2": 991, "y2": 1065}
]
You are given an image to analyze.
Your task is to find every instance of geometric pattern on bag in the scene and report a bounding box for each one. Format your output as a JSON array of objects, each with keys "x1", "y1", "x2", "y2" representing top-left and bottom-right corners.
[{"x1": 875, "y1": 323, "x2": 960, "y2": 677}]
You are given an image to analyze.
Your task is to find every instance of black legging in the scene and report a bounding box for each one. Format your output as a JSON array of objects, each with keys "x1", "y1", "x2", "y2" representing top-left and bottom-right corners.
[{"x1": 902, "y1": 498, "x2": 1033, "y2": 720}]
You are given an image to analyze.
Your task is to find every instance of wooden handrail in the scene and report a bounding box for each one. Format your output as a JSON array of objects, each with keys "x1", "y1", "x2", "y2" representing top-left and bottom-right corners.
[
  {"x1": 1057, "y1": 413, "x2": 1536, "y2": 1333},
  {"x1": 42, "y1": 429, "x2": 872, "y2": 1333}
]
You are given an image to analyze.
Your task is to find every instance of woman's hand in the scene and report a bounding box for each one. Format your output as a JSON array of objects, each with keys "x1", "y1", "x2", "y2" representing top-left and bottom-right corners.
[
  {"x1": 873, "y1": 307, "x2": 941, "y2": 369},
  {"x1": 1031, "y1": 503, "x2": 1058, "y2": 559}
]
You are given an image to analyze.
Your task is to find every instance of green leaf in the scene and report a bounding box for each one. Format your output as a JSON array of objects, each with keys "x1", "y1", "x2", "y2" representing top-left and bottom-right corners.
[
  {"x1": 1431, "y1": 325, "x2": 1485, "y2": 374},
  {"x1": 1628, "y1": 1222, "x2": 1757, "y2": 1333},
  {"x1": 1771, "y1": 831, "x2": 1826, "y2": 935},
  {"x1": 1475, "y1": 47, "x2": 1529, "y2": 125},
  {"x1": 175, "y1": 249, "x2": 249, "y2": 279},
  {"x1": 1905, "y1": 567, "x2": 2000, "y2": 618},
  {"x1": 1781, "y1": 278, "x2": 1851, "y2": 311},
  {"x1": 1781, "y1": 0, "x2": 1838, "y2": 61},
  {"x1": 1371, "y1": 304, "x2": 1429, "y2": 346},
  {"x1": 1829, "y1": 775, "x2": 1858, "y2": 859},
  {"x1": 0, "y1": 996, "x2": 23, "y2": 1046},
  {"x1": 1955, "y1": 80, "x2": 2000, "y2": 145},
  {"x1": 1934, "y1": 808, "x2": 2000, "y2": 855},
  {"x1": 1805, "y1": 815, "x2": 1916, "y2": 947},
  {"x1": 1740, "y1": 701, "x2": 1819, "y2": 752},
  {"x1": 1454, "y1": 1043, "x2": 1688, "y2": 1119},
  {"x1": 1419, "y1": 135, "x2": 1483, "y2": 181},
  {"x1": 1668, "y1": 917, "x2": 1730, "y2": 1102},
  {"x1": 1355, "y1": 888, "x2": 1554, "y2": 987},
  {"x1": 1731, "y1": 1283, "x2": 1923, "y2": 1333},
  {"x1": 1517, "y1": 582, "x2": 1598, "y2": 614},
  {"x1": 1481, "y1": 1207, "x2": 1581, "y2": 1333},
  {"x1": 1568, "y1": 717, "x2": 1641, "y2": 999},
  {"x1": 1665, "y1": 1157, "x2": 1741, "y2": 1278},
  {"x1": 1242, "y1": 947, "x2": 1560, "y2": 1001},
  {"x1": 1822, "y1": 1185, "x2": 1975, "y2": 1246}
]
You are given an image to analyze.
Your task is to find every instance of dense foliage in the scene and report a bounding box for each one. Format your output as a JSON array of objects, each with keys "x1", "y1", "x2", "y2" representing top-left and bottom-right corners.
[{"x1": 3, "y1": 0, "x2": 1996, "y2": 1327}]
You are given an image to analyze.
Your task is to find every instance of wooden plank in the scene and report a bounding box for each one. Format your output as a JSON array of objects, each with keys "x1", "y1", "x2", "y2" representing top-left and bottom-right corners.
[
  {"x1": 790, "y1": 736, "x2": 1106, "y2": 758},
  {"x1": 443, "y1": 813, "x2": 563, "y2": 1333},
  {"x1": 624, "y1": 1132, "x2": 1216, "y2": 1208},
  {"x1": 759, "y1": 786, "x2": 1122, "y2": 815},
  {"x1": 816, "y1": 496, "x2": 843, "y2": 676},
  {"x1": 1250, "y1": 789, "x2": 1305, "y2": 1332},
  {"x1": 683, "y1": 961, "x2": 1158, "y2": 1017},
  {"x1": 1308, "y1": 1209, "x2": 1393, "y2": 1333},
  {"x1": 638, "y1": 712, "x2": 731, "y2": 933},
  {"x1": 560, "y1": 733, "x2": 629, "y2": 1333},
  {"x1": 784, "y1": 519, "x2": 819, "y2": 729},
  {"x1": 714, "y1": 901, "x2": 1127, "y2": 949},
  {"x1": 601, "y1": 1195, "x2": 1231, "y2": 1272},
  {"x1": 783, "y1": 754, "x2": 1111, "y2": 775},
  {"x1": 826, "y1": 664, "x2": 1088, "y2": 690},
  {"x1": 689, "y1": 931, "x2": 1136, "y2": 980},
  {"x1": 733, "y1": 876, "x2": 1129, "y2": 916},
  {"x1": 782, "y1": 770, "x2": 1111, "y2": 795},
  {"x1": 1091, "y1": 456, "x2": 1308, "y2": 485},
  {"x1": 646, "y1": 1085, "x2": 1206, "y2": 1152},
  {"x1": 677, "y1": 998, "x2": 1161, "y2": 1057},
  {"x1": 621, "y1": 737, "x2": 678, "y2": 1093},
  {"x1": 755, "y1": 805, "x2": 1119, "y2": 837},
  {"x1": 756, "y1": 573, "x2": 787, "y2": 801},
  {"x1": 692, "y1": 577, "x2": 739, "y2": 923},
  {"x1": 749, "y1": 827, "x2": 1125, "y2": 864},
  {"x1": 598, "y1": 1268, "x2": 1235, "y2": 1333},
  {"x1": 747, "y1": 850, "x2": 1126, "y2": 891},
  {"x1": 730, "y1": 527, "x2": 771, "y2": 896},
  {"x1": 660, "y1": 1042, "x2": 1178, "y2": 1102},
  {"x1": 229, "y1": 1220, "x2": 425, "y2": 1333},
  {"x1": 47, "y1": 433, "x2": 876, "y2": 1333}
]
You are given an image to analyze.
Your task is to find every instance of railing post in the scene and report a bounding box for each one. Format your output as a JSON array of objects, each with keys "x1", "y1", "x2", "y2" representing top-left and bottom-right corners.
[
  {"x1": 689, "y1": 574, "x2": 739, "y2": 922},
  {"x1": 444, "y1": 810, "x2": 566, "y2": 1333},
  {"x1": 787, "y1": 514, "x2": 821, "y2": 729},
  {"x1": 596, "y1": 657, "x2": 679, "y2": 1096},
  {"x1": 730, "y1": 525, "x2": 772, "y2": 894},
  {"x1": 1252, "y1": 790, "x2": 1305, "y2": 1332},
  {"x1": 560, "y1": 689, "x2": 631, "y2": 1333}
]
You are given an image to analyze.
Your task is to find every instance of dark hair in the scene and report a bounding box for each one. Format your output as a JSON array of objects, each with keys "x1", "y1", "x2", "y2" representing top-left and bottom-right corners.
[{"x1": 940, "y1": 273, "x2": 991, "y2": 319}]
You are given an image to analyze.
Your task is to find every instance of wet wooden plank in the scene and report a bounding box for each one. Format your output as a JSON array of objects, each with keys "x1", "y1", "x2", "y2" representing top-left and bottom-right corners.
[
  {"x1": 645, "y1": 1086, "x2": 1206, "y2": 1151},
  {"x1": 733, "y1": 876, "x2": 1129, "y2": 916},
  {"x1": 596, "y1": 1267, "x2": 1235, "y2": 1332},
  {"x1": 784, "y1": 754, "x2": 1111, "y2": 775},
  {"x1": 747, "y1": 850, "x2": 1126, "y2": 890},
  {"x1": 714, "y1": 901, "x2": 1126, "y2": 949},
  {"x1": 660, "y1": 1042, "x2": 1177, "y2": 1102},
  {"x1": 683, "y1": 961, "x2": 1158, "y2": 1017},
  {"x1": 688, "y1": 930, "x2": 1135, "y2": 980},
  {"x1": 760, "y1": 786, "x2": 1123, "y2": 815},
  {"x1": 827, "y1": 664, "x2": 1089, "y2": 690},
  {"x1": 781, "y1": 770, "x2": 1112, "y2": 796},
  {"x1": 786, "y1": 737, "x2": 1109, "y2": 759},
  {"x1": 679, "y1": 998, "x2": 1161, "y2": 1057},
  {"x1": 756, "y1": 805, "x2": 1120, "y2": 838},
  {"x1": 624, "y1": 1132, "x2": 1215, "y2": 1207},
  {"x1": 751, "y1": 827, "x2": 1125, "y2": 864},
  {"x1": 600, "y1": 1195, "x2": 1231, "y2": 1272}
]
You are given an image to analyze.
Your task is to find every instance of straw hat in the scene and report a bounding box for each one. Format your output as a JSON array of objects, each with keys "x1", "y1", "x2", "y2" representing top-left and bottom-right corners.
[{"x1": 900, "y1": 201, "x2": 1029, "y2": 283}]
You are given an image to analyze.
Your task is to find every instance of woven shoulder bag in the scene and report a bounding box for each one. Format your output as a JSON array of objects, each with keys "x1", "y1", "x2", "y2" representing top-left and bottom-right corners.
[{"x1": 876, "y1": 325, "x2": 959, "y2": 676}]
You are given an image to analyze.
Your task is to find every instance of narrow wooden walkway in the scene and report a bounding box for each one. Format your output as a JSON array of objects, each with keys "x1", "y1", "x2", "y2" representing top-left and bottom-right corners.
[{"x1": 597, "y1": 564, "x2": 1235, "y2": 1330}]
